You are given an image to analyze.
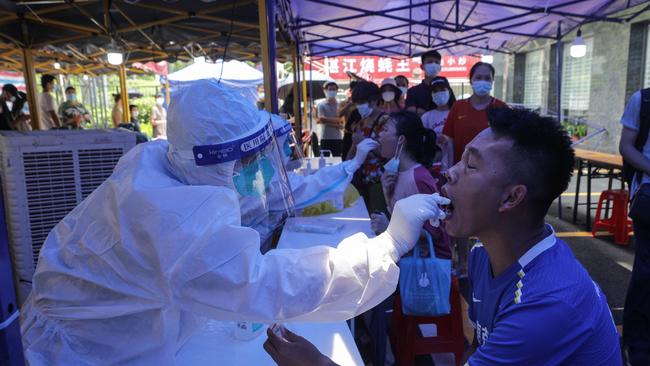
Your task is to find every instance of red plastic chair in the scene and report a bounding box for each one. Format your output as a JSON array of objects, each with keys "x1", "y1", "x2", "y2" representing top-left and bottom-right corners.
[
  {"x1": 391, "y1": 277, "x2": 465, "y2": 366},
  {"x1": 592, "y1": 189, "x2": 634, "y2": 245}
]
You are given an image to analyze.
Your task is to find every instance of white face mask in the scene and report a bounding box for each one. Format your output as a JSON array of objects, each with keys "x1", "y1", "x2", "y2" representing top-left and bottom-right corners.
[
  {"x1": 156, "y1": 98, "x2": 164, "y2": 106},
  {"x1": 398, "y1": 86, "x2": 408, "y2": 96},
  {"x1": 424, "y1": 62, "x2": 441, "y2": 78},
  {"x1": 325, "y1": 90, "x2": 337, "y2": 99},
  {"x1": 432, "y1": 90, "x2": 450, "y2": 106},
  {"x1": 382, "y1": 91, "x2": 395, "y2": 102},
  {"x1": 472, "y1": 80, "x2": 493, "y2": 96},
  {"x1": 356, "y1": 103, "x2": 372, "y2": 118},
  {"x1": 383, "y1": 141, "x2": 403, "y2": 173},
  {"x1": 133, "y1": 112, "x2": 140, "y2": 118}
]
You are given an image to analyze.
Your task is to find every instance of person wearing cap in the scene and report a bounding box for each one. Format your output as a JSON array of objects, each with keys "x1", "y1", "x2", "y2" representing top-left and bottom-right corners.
[
  {"x1": 378, "y1": 78, "x2": 402, "y2": 114},
  {"x1": 316, "y1": 81, "x2": 343, "y2": 156},
  {"x1": 0, "y1": 83, "x2": 29, "y2": 130},
  {"x1": 20, "y1": 78, "x2": 449, "y2": 364}
]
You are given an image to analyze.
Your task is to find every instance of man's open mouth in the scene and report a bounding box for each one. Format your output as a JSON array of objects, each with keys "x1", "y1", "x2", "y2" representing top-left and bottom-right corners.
[{"x1": 439, "y1": 190, "x2": 454, "y2": 219}]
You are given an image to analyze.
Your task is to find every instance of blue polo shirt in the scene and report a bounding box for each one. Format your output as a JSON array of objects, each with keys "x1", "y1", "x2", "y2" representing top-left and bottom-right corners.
[{"x1": 468, "y1": 226, "x2": 621, "y2": 365}]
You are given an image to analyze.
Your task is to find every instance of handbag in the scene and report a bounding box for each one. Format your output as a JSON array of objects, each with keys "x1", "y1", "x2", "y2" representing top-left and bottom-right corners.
[
  {"x1": 398, "y1": 230, "x2": 452, "y2": 317},
  {"x1": 630, "y1": 182, "x2": 650, "y2": 227}
]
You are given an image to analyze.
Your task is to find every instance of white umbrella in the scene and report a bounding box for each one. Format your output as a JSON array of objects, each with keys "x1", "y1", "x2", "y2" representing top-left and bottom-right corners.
[
  {"x1": 278, "y1": 70, "x2": 334, "y2": 100},
  {"x1": 169, "y1": 59, "x2": 263, "y2": 105}
]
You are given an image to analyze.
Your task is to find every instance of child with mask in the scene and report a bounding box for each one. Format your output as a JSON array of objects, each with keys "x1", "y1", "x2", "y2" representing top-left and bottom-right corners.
[
  {"x1": 372, "y1": 110, "x2": 451, "y2": 259},
  {"x1": 442, "y1": 61, "x2": 507, "y2": 277},
  {"x1": 422, "y1": 77, "x2": 457, "y2": 169}
]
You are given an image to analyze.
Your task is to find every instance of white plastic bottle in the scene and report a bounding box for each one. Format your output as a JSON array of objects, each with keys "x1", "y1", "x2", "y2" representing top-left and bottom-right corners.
[
  {"x1": 304, "y1": 159, "x2": 312, "y2": 176},
  {"x1": 319, "y1": 152, "x2": 326, "y2": 169},
  {"x1": 233, "y1": 321, "x2": 265, "y2": 341}
]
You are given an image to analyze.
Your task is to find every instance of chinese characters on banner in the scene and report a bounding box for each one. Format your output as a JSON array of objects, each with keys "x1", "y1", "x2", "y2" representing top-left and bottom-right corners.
[{"x1": 305, "y1": 55, "x2": 481, "y2": 83}]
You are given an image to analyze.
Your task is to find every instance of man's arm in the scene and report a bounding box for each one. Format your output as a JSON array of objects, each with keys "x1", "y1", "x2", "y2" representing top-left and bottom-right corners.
[
  {"x1": 317, "y1": 116, "x2": 342, "y2": 127},
  {"x1": 337, "y1": 100, "x2": 354, "y2": 118},
  {"x1": 49, "y1": 111, "x2": 61, "y2": 128},
  {"x1": 620, "y1": 127, "x2": 650, "y2": 175}
]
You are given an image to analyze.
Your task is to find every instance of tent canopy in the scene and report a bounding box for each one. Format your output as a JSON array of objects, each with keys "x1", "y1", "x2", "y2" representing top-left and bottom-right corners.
[
  {"x1": 290, "y1": 0, "x2": 650, "y2": 57},
  {"x1": 0, "y1": 0, "x2": 293, "y2": 75}
]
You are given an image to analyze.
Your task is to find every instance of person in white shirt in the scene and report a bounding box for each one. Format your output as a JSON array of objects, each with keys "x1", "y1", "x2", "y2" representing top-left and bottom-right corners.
[
  {"x1": 316, "y1": 81, "x2": 343, "y2": 156},
  {"x1": 39, "y1": 74, "x2": 61, "y2": 130}
]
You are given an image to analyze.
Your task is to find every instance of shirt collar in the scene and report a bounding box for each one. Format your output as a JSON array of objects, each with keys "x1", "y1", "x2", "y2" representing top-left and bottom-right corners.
[{"x1": 517, "y1": 224, "x2": 557, "y2": 268}]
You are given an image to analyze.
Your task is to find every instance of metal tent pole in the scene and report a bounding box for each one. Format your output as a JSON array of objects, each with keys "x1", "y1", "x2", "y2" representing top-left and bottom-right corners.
[
  {"x1": 556, "y1": 21, "x2": 564, "y2": 219},
  {"x1": 21, "y1": 49, "x2": 41, "y2": 130},
  {"x1": 259, "y1": 0, "x2": 279, "y2": 114},
  {"x1": 292, "y1": 42, "x2": 302, "y2": 143}
]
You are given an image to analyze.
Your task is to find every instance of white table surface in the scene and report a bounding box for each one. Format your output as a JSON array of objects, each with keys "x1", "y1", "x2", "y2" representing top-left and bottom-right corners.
[
  {"x1": 176, "y1": 320, "x2": 362, "y2": 366},
  {"x1": 176, "y1": 199, "x2": 371, "y2": 366},
  {"x1": 278, "y1": 199, "x2": 374, "y2": 249}
]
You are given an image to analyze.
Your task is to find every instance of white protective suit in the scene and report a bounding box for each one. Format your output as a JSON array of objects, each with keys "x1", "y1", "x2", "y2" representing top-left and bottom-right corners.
[{"x1": 20, "y1": 79, "x2": 447, "y2": 365}]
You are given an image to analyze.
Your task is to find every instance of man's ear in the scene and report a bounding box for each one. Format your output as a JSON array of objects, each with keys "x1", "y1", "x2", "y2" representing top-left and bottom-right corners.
[{"x1": 497, "y1": 184, "x2": 527, "y2": 213}]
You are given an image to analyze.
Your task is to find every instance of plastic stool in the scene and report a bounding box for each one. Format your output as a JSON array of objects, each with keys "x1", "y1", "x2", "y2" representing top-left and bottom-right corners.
[
  {"x1": 592, "y1": 189, "x2": 633, "y2": 245},
  {"x1": 391, "y1": 277, "x2": 464, "y2": 366}
]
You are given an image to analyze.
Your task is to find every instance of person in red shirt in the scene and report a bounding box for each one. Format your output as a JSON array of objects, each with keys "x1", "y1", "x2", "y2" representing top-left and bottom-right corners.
[
  {"x1": 442, "y1": 61, "x2": 508, "y2": 277},
  {"x1": 443, "y1": 62, "x2": 508, "y2": 164}
]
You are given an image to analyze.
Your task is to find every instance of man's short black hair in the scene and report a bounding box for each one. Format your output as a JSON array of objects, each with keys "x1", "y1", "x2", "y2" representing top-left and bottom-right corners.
[
  {"x1": 351, "y1": 81, "x2": 380, "y2": 104},
  {"x1": 488, "y1": 108, "x2": 575, "y2": 220},
  {"x1": 2, "y1": 83, "x2": 18, "y2": 96},
  {"x1": 65, "y1": 86, "x2": 75, "y2": 93},
  {"x1": 41, "y1": 74, "x2": 55, "y2": 89},
  {"x1": 129, "y1": 104, "x2": 137, "y2": 112},
  {"x1": 421, "y1": 50, "x2": 442, "y2": 64},
  {"x1": 394, "y1": 75, "x2": 409, "y2": 85},
  {"x1": 470, "y1": 62, "x2": 495, "y2": 79}
]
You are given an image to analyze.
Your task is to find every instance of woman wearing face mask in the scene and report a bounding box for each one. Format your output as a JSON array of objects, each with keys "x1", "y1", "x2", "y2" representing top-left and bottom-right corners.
[
  {"x1": 442, "y1": 62, "x2": 507, "y2": 165},
  {"x1": 372, "y1": 110, "x2": 451, "y2": 259},
  {"x1": 346, "y1": 81, "x2": 390, "y2": 214},
  {"x1": 441, "y1": 61, "x2": 507, "y2": 278},
  {"x1": 421, "y1": 77, "x2": 457, "y2": 169},
  {"x1": 151, "y1": 94, "x2": 168, "y2": 139},
  {"x1": 378, "y1": 78, "x2": 402, "y2": 114}
]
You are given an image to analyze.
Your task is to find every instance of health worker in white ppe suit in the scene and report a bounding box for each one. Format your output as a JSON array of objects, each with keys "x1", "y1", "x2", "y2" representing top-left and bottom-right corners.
[
  {"x1": 20, "y1": 79, "x2": 449, "y2": 365},
  {"x1": 243, "y1": 113, "x2": 379, "y2": 252}
]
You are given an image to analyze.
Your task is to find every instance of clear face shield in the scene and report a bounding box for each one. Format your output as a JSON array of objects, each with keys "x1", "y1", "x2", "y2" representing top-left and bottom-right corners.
[
  {"x1": 191, "y1": 117, "x2": 296, "y2": 253},
  {"x1": 275, "y1": 122, "x2": 304, "y2": 172}
]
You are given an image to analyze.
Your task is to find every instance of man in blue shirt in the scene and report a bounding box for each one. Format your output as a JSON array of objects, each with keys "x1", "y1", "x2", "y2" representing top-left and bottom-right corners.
[{"x1": 441, "y1": 108, "x2": 621, "y2": 365}]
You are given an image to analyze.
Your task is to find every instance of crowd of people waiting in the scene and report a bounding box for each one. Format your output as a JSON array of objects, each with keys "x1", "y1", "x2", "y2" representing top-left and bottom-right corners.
[
  {"x1": 267, "y1": 49, "x2": 624, "y2": 365},
  {"x1": 0, "y1": 74, "x2": 166, "y2": 143},
  {"x1": 312, "y1": 50, "x2": 505, "y2": 278}
]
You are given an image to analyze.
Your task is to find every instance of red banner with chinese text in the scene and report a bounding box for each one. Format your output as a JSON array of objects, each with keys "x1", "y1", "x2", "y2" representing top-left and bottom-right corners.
[{"x1": 305, "y1": 55, "x2": 480, "y2": 84}]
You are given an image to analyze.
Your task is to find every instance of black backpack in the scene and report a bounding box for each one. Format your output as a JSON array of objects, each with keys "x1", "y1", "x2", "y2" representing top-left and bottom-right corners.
[{"x1": 623, "y1": 88, "x2": 650, "y2": 188}]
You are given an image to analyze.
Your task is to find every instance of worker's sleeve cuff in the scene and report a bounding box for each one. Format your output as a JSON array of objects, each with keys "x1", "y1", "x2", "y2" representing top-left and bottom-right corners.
[
  {"x1": 343, "y1": 160, "x2": 361, "y2": 175},
  {"x1": 371, "y1": 232, "x2": 400, "y2": 262}
]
